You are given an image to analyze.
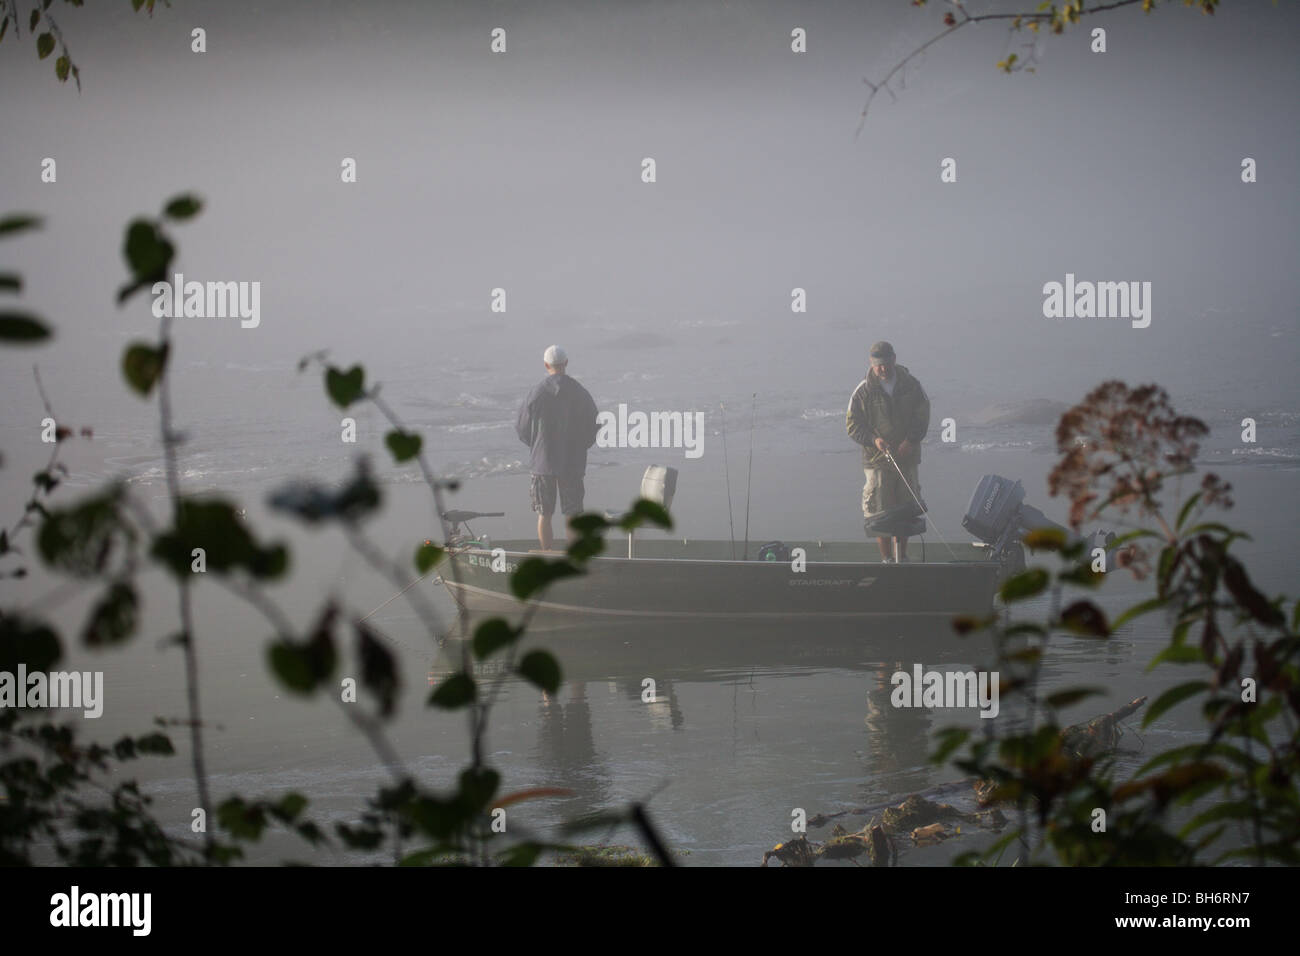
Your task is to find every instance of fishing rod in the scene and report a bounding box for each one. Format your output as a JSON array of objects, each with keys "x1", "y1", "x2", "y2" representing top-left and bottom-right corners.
[
  {"x1": 742, "y1": 392, "x2": 756, "y2": 562},
  {"x1": 720, "y1": 401, "x2": 736, "y2": 561},
  {"x1": 883, "y1": 448, "x2": 959, "y2": 561}
]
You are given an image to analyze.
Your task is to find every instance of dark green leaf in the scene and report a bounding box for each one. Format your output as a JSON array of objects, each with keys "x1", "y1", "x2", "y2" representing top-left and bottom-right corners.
[
  {"x1": 1222, "y1": 558, "x2": 1284, "y2": 627},
  {"x1": 275, "y1": 792, "x2": 308, "y2": 821},
  {"x1": 55, "y1": 54, "x2": 68, "y2": 81},
  {"x1": 162, "y1": 194, "x2": 202, "y2": 220},
  {"x1": 1021, "y1": 527, "x2": 1066, "y2": 551},
  {"x1": 415, "y1": 542, "x2": 443, "y2": 573},
  {"x1": 1175, "y1": 492, "x2": 1202, "y2": 532},
  {"x1": 497, "y1": 842, "x2": 546, "y2": 867},
  {"x1": 38, "y1": 488, "x2": 132, "y2": 578},
  {"x1": 0, "y1": 273, "x2": 21, "y2": 292},
  {"x1": 0, "y1": 215, "x2": 41, "y2": 237},
  {"x1": 355, "y1": 621, "x2": 399, "y2": 718},
  {"x1": 472, "y1": 618, "x2": 520, "y2": 658},
  {"x1": 619, "y1": 498, "x2": 672, "y2": 532},
  {"x1": 324, "y1": 364, "x2": 365, "y2": 408},
  {"x1": 30, "y1": 10, "x2": 40, "y2": 31},
  {"x1": 568, "y1": 513, "x2": 609, "y2": 535},
  {"x1": 1146, "y1": 643, "x2": 1207, "y2": 670},
  {"x1": 929, "y1": 727, "x2": 970, "y2": 763},
  {"x1": 428, "y1": 672, "x2": 476, "y2": 709},
  {"x1": 268, "y1": 605, "x2": 338, "y2": 695},
  {"x1": 457, "y1": 767, "x2": 500, "y2": 814},
  {"x1": 81, "y1": 581, "x2": 138, "y2": 647},
  {"x1": 152, "y1": 498, "x2": 287, "y2": 579},
  {"x1": 1112, "y1": 596, "x2": 1168, "y2": 631},
  {"x1": 518, "y1": 649, "x2": 561, "y2": 694},
  {"x1": 0, "y1": 312, "x2": 51, "y2": 342},
  {"x1": 0, "y1": 612, "x2": 62, "y2": 672},
  {"x1": 134, "y1": 731, "x2": 174, "y2": 755},
  {"x1": 122, "y1": 218, "x2": 172, "y2": 277},
  {"x1": 998, "y1": 568, "x2": 1049, "y2": 602},
  {"x1": 1142, "y1": 681, "x2": 1210, "y2": 728},
  {"x1": 384, "y1": 429, "x2": 422, "y2": 463},
  {"x1": 121, "y1": 342, "x2": 168, "y2": 396},
  {"x1": 267, "y1": 459, "x2": 380, "y2": 526},
  {"x1": 1059, "y1": 600, "x2": 1109, "y2": 637},
  {"x1": 1056, "y1": 562, "x2": 1105, "y2": 589},
  {"x1": 509, "y1": 556, "x2": 581, "y2": 601}
]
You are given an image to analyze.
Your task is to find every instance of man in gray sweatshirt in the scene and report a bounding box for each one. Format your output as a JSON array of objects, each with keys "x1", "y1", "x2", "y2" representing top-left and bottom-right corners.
[{"x1": 516, "y1": 345, "x2": 600, "y2": 550}]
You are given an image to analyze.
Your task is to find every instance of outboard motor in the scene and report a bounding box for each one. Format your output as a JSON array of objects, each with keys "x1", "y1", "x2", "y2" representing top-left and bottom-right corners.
[{"x1": 962, "y1": 475, "x2": 1077, "y2": 564}]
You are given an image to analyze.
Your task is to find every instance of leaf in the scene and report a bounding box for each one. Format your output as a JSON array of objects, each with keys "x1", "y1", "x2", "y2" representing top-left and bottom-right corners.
[
  {"x1": 268, "y1": 605, "x2": 338, "y2": 695},
  {"x1": 415, "y1": 542, "x2": 443, "y2": 573},
  {"x1": 38, "y1": 488, "x2": 131, "y2": 578},
  {"x1": 55, "y1": 54, "x2": 68, "y2": 81},
  {"x1": 355, "y1": 621, "x2": 399, "y2": 718},
  {"x1": 121, "y1": 342, "x2": 168, "y2": 396},
  {"x1": 324, "y1": 364, "x2": 365, "y2": 408},
  {"x1": 1146, "y1": 643, "x2": 1206, "y2": 670},
  {"x1": 619, "y1": 498, "x2": 672, "y2": 532},
  {"x1": 0, "y1": 275, "x2": 21, "y2": 295},
  {"x1": 1021, "y1": 527, "x2": 1066, "y2": 551},
  {"x1": 428, "y1": 672, "x2": 476, "y2": 709},
  {"x1": 162, "y1": 194, "x2": 202, "y2": 220},
  {"x1": 457, "y1": 767, "x2": 500, "y2": 814},
  {"x1": 0, "y1": 214, "x2": 41, "y2": 237},
  {"x1": 998, "y1": 568, "x2": 1049, "y2": 602},
  {"x1": 929, "y1": 727, "x2": 970, "y2": 763},
  {"x1": 81, "y1": 581, "x2": 138, "y2": 647},
  {"x1": 497, "y1": 842, "x2": 546, "y2": 867},
  {"x1": 135, "y1": 731, "x2": 174, "y2": 755},
  {"x1": 567, "y1": 513, "x2": 609, "y2": 535},
  {"x1": 472, "y1": 618, "x2": 520, "y2": 659},
  {"x1": 0, "y1": 613, "x2": 63, "y2": 673},
  {"x1": 1142, "y1": 681, "x2": 1210, "y2": 728},
  {"x1": 118, "y1": 219, "x2": 173, "y2": 301},
  {"x1": 0, "y1": 312, "x2": 51, "y2": 342},
  {"x1": 509, "y1": 556, "x2": 582, "y2": 601},
  {"x1": 384, "y1": 429, "x2": 421, "y2": 463},
  {"x1": 267, "y1": 459, "x2": 380, "y2": 526},
  {"x1": 152, "y1": 498, "x2": 288, "y2": 579},
  {"x1": 1058, "y1": 600, "x2": 1109, "y2": 637},
  {"x1": 1175, "y1": 492, "x2": 1203, "y2": 532},
  {"x1": 1112, "y1": 596, "x2": 1168, "y2": 631},
  {"x1": 30, "y1": 10, "x2": 40, "y2": 32},
  {"x1": 1222, "y1": 559, "x2": 1284, "y2": 627},
  {"x1": 518, "y1": 649, "x2": 561, "y2": 694}
]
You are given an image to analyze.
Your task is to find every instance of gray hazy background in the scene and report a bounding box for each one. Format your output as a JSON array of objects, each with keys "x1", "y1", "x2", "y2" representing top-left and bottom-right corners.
[{"x1": 0, "y1": 0, "x2": 1297, "y2": 864}]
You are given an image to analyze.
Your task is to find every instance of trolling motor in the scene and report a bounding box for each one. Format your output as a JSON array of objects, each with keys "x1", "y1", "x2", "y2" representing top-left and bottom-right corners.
[{"x1": 961, "y1": 475, "x2": 1112, "y2": 571}]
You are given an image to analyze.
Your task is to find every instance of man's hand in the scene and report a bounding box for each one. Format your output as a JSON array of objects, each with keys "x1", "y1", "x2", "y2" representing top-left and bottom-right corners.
[
  {"x1": 874, "y1": 437, "x2": 890, "y2": 454},
  {"x1": 897, "y1": 439, "x2": 915, "y2": 461}
]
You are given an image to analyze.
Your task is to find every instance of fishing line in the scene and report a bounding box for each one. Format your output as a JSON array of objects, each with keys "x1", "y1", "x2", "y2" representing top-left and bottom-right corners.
[
  {"x1": 720, "y1": 401, "x2": 736, "y2": 560},
  {"x1": 884, "y1": 449, "x2": 960, "y2": 561}
]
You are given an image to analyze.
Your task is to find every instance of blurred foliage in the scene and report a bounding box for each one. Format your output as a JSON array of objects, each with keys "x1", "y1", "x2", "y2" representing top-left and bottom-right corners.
[
  {"x1": 943, "y1": 382, "x2": 1299, "y2": 866},
  {"x1": 1, "y1": 198, "x2": 675, "y2": 865}
]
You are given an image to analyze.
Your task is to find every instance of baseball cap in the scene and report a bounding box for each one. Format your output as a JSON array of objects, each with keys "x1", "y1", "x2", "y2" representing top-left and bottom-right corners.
[
  {"x1": 543, "y1": 345, "x2": 568, "y2": 366},
  {"x1": 869, "y1": 341, "x2": 895, "y2": 363}
]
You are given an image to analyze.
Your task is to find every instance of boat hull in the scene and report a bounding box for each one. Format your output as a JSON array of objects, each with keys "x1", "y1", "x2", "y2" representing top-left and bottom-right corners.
[{"x1": 441, "y1": 539, "x2": 1001, "y2": 622}]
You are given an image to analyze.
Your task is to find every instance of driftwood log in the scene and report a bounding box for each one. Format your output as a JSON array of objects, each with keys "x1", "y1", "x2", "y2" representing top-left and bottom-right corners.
[{"x1": 762, "y1": 696, "x2": 1147, "y2": 866}]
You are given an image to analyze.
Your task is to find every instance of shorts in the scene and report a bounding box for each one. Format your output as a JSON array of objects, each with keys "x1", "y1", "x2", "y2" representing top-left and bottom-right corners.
[
  {"x1": 862, "y1": 463, "x2": 919, "y2": 520},
  {"x1": 530, "y1": 474, "x2": 585, "y2": 517}
]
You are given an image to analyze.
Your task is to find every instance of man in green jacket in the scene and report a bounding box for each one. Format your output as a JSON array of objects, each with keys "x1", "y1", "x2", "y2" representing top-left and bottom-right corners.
[{"x1": 846, "y1": 341, "x2": 931, "y2": 562}]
